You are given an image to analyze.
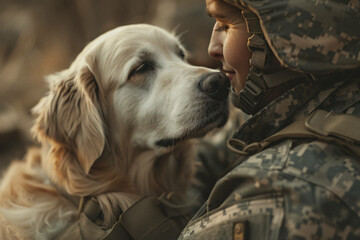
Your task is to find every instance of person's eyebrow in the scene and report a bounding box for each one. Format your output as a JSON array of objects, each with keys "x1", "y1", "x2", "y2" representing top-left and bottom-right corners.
[
  {"x1": 206, "y1": 4, "x2": 226, "y2": 19},
  {"x1": 207, "y1": 12, "x2": 227, "y2": 19}
]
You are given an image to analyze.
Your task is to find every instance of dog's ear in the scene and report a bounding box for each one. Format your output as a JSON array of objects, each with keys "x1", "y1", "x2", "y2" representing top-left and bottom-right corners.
[{"x1": 32, "y1": 65, "x2": 105, "y2": 174}]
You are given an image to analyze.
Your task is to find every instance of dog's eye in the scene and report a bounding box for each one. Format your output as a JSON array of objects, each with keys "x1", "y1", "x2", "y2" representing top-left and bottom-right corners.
[
  {"x1": 179, "y1": 49, "x2": 185, "y2": 60},
  {"x1": 128, "y1": 61, "x2": 155, "y2": 79},
  {"x1": 135, "y1": 63, "x2": 153, "y2": 73}
]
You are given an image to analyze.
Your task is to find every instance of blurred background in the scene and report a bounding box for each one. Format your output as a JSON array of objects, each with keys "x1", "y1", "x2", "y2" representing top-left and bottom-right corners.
[{"x1": 0, "y1": 0, "x2": 219, "y2": 172}]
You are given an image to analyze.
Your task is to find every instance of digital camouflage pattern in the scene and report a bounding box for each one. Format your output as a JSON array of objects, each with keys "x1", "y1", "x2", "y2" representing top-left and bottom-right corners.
[
  {"x1": 179, "y1": 0, "x2": 360, "y2": 239},
  {"x1": 222, "y1": 0, "x2": 360, "y2": 73},
  {"x1": 186, "y1": 106, "x2": 245, "y2": 214},
  {"x1": 180, "y1": 69, "x2": 360, "y2": 240}
]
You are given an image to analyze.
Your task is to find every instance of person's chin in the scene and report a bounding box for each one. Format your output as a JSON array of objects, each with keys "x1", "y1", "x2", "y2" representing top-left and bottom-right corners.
[
  {"x1": 231, "y1": 75, "x2": 243, "y2": 94},
  {"x1": 226, "y1": 72, "x2": 239, "y2": 91}
]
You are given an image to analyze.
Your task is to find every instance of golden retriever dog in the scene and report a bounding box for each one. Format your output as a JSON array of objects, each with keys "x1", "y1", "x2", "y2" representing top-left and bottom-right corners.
[{"x1": 0, "y1": 24, "x2": 229, "y2": 239}]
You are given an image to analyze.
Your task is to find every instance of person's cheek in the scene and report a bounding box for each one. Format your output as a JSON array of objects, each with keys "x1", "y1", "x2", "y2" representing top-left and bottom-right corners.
[
  {"x1": 232, "y1": 33, "x2": 250, "y2": 70},
  {"x1": 223, "y1": 37, "x2": 241, "y2": 70}
]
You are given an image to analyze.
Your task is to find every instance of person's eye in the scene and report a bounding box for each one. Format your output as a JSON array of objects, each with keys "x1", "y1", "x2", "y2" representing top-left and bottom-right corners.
[{"x1": 215, "y1": 24, "x2": 229, "y2": 32}]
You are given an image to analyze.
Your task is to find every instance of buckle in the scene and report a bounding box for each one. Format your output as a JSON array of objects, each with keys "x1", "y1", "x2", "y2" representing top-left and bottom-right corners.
[
  {"x1": 243, "y1": 142, "x2": 263, "y2": 154},
  {"x1": 227, "y1": 138, "x2": 263, "y2": 156},
  {"x1": 238, "y1": 69, "x2": 266, "y2": 114}
]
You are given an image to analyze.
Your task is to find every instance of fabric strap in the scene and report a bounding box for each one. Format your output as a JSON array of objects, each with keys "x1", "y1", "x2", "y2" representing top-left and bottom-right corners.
[
  {"x1": 101, "y1": 194, "x2": 191, "y2": 240},
  {"x1": 227, "y1": 109, "x2": 360, "y2": 158}
]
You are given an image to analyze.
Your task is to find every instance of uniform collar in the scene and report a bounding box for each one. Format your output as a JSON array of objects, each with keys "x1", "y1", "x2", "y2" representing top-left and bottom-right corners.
[{"x1": 232, "y1": 75, "x2": 347, "y2": 144}]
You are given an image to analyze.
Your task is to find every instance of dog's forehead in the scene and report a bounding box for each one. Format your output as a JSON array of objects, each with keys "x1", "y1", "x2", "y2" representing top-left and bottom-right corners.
[
  {"x1": 103, "y1": 24, "x2": 181, "y2": 52},
  {"x1": 79, "y1": 24, "x2": 186, "y2": 87}
]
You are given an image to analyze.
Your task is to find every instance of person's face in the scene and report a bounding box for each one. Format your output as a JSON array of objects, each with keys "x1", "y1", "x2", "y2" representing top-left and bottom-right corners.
[{"x1": 206, "y1": 0, "x2": 251, "y2": 94}]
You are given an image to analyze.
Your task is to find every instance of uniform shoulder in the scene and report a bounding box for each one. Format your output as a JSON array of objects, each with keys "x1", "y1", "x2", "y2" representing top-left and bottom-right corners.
[
  {"x1": 284, "y1": 140, "x2": 360, "y2": 218},
  {"x1": 228, "y1": 138, "x2": 360, "y2": 217}
]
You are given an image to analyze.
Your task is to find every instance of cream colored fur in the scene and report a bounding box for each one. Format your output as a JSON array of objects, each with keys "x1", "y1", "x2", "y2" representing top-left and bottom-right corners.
[{"x1": 0, "y1": 24, "x2": 228, "y2": 239}]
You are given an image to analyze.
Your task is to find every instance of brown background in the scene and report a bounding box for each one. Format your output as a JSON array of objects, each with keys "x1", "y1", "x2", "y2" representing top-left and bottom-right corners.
[{"x1": 0, "y1": 0, "x2": 219, "y2": 173}]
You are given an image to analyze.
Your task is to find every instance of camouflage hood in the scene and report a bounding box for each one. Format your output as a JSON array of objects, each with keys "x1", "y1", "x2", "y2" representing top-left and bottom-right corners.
[{"x1": 223, "y1": 0, "x2": 360, "y2": 73}]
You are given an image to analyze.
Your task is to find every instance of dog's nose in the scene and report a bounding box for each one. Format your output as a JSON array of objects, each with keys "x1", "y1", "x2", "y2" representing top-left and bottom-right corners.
[{"x1": 199, "y1": 72, "x2": 230, "y2": 100}]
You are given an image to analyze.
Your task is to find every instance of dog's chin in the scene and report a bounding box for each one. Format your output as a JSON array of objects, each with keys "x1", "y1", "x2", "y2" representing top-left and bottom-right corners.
[{"x1": 155, "y1": 106, "x2": 229, "y2": 148}]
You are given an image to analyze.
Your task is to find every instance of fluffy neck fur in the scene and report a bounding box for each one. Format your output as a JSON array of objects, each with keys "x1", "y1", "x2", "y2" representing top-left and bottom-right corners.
[{"x1": 41, "y1": 136, "x2": 195, "y2": 228}]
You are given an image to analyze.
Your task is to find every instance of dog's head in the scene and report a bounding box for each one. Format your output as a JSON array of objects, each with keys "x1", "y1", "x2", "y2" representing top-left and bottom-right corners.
[{"x1": 32, "y1": 24, "x2": 229, "y2": 176}]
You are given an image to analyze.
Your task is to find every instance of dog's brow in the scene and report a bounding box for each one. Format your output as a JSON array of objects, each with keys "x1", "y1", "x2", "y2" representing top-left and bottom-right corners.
[{"x1": 138, "y1": 49, "x2": 153, "y2": 60}]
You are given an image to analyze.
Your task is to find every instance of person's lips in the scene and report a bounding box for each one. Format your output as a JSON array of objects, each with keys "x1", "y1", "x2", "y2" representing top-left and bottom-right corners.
[{"x1": 221, "y1": 69, "x2": 235, "y2": 81}]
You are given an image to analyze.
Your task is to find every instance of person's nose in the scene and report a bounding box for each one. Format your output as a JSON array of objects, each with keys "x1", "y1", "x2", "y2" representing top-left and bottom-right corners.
[{"x1": 208, "y1": 24, "x2": 223, "y2": 60}]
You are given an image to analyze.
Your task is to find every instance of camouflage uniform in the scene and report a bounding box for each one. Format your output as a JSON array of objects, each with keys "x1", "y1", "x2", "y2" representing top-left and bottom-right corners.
[{"x1": 180, "y1": 0, "x2": 360, "y2": 239}]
